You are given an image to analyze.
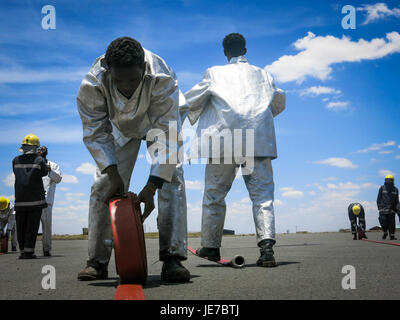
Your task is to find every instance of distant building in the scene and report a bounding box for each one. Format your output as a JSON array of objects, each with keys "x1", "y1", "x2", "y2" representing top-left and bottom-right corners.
[
  {"x1": 223, "y1": 229, "x2": 235, "y2": 235},
  {"x1": 82, "y1": 228, "x2": 88, "y2": 235}
]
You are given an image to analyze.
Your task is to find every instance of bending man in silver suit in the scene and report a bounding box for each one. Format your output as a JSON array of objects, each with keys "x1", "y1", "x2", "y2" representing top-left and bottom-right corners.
[{"x1": 76, "y1": 37, "x2": 189, "y2": 282}]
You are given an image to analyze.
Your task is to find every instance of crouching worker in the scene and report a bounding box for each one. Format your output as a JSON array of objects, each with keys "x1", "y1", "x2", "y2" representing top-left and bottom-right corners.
[
  {"x1": 184, "y1": 33, "x2": 285, "y2": 267},
  {"x1": 347, "y1": 203, "x2": 367, "y2": 240},
  {"x1": 13, "y1": 134, "x2": 48, "y2": 259},
  {"x1": 76, "y1": 37, "x2": 189, "y2": 282},
  {"x1": 0, "y1": 197, "x2": 17, "y2": 251}
]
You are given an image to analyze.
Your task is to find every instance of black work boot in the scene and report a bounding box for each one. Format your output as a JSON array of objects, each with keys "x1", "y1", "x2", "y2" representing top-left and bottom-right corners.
[
  {"x1": 43, "y1": 251, "x2": 51, "y2": 257},
  {"x1": 353, "y1": 234, "x2": 357, "y2": 240},
  {"x1": 78, "y1": 260, "x2": 108, "y2": 281},
  {"x1": 390, "y1": 235, "x2": 397, "y2": 240},
  {"x1": 382, "y1": 233, "x2": 388, "y2": 240},
  {"x1": 19, "y1": 252, "x2": 37, "y2": 259},
  {"x1": 196, "y1": 247, "x2": 221, "y2": 261},
  {"x1": 257, "y1": 239, "x2": 277, "y2": 267},
  {"x1": 161, "y1": 257, "x2": 190, "y2": 283},
  {"x1": 12, "y1": 246, "x2": 17, "y2": 252}
]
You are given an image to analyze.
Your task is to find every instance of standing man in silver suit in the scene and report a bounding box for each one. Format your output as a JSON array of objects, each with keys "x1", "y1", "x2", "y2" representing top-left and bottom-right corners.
[{"x1": 184, "y1": 33, "x2": 285, "y2": 267}]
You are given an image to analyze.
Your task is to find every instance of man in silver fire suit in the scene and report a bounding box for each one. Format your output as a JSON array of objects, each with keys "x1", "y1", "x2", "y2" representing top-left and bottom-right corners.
[
  {"x1": 76, "y1": 37, "x2": 189, "y2": 282},
  {"x1": 38, "y1": 146, "x2": 62, "y2": 257},
  {"x1": 184, "y1": 33, "x2": 285, "y2": 267},
  {"x1": 0, "y1": 197, "x2": 17, "y2": 251}
]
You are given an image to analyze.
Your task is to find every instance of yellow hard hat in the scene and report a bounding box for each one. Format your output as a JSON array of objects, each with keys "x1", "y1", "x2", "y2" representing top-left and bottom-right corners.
[
  {"x1": 0, "y1": 197, "x2": 10, "y2": 211},
  {"x1": 385, "y1": 174, "x2": 394, "y2": 180},
  {"x1": 352, "y1": 204, "x2": 361, "y2": 216},
  {"x1": 22, "y1": 133, "x2": 40, "y2": 147}
]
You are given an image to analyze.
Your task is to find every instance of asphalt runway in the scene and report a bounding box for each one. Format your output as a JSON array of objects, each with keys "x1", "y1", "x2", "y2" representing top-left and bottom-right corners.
[{"x1": 0, "y1": 232, "x2": 399, "y2": 300}]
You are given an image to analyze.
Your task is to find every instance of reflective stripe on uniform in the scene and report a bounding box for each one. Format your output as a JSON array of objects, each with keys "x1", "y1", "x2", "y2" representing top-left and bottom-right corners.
[
  {"x1": 14, "y1": 164, "x2": 41, "y2": 169},
  {"x1": 14, "y1": 199, "x2": 46, "y2": 206}
]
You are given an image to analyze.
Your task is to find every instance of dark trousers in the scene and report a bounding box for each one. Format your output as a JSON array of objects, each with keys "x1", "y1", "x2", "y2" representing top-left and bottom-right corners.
[
  {"x1": 15, "y1": 209, "x2": 42, "y2": 253},
  {"x1": 379, "y1": 213, "x2": 396, "y2": 235},
  {"x1": 349, "y1": 217, "x2": 366, "y2": 234}
]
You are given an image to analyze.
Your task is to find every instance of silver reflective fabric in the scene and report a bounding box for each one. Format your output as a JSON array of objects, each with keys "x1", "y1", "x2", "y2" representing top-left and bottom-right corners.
[
  {"x1": 184, "y1": 56, "x2": 285, "y2": 159},
  {"x1": 42, "y1": 160, "x2": 62, "y2": 205},
  {"x1": 41, "y1": 204, "x2": 53, "y2": 252},
  {"x1": 0, "y1": 207, "x2": 17, "y2": 248},
  {"x1": 77, "y1": 49, "x2": 188, "y2": 265},
  {"x1": 87, "y1": 139, "x2": 187, "y2": 265},
  {"x1": 201, "y1": 158, "x2": 275, "y2": 247},
  {"x1": 77, "y1": 49, "x2": 181, "y2": 182},
  {"x1": 41, "y1": 161, "x2": 61, "y2": 252}
]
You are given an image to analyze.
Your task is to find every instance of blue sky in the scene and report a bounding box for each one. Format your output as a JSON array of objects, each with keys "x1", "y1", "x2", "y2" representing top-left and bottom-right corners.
[{"x1": 1, "y1": 0, "x2": 399, "y2": 235}]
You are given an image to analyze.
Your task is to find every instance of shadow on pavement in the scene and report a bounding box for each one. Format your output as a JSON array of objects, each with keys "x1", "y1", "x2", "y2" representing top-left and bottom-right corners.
[
  {"x1": 245, "y1": 261, "x2": 301, "y2": 267},
  {"x1": 194, "y1": 261, "x2": 300, "y2": 268},
  {"x1": 145, "y1": 274, "x2": 201, "y2": 287},
  {"x1": 275, "y1": 243, "x2": 319, "y2": 247},
  {"x1": 88, "y1": 277, "x2": 119, "y2": 288}
]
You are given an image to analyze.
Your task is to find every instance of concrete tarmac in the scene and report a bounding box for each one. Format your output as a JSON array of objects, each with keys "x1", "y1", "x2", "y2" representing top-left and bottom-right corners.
[{"x1": 0, "y1": 232, "x2": 399, "y2": 300}]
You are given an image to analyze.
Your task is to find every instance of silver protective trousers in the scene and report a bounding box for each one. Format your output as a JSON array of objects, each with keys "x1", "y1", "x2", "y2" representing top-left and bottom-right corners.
[
  {"x1": 41, "y1": 204, "x2": 52, "y2": 253},
  {"x1": 88, "y1": 138, "x2": 188, "y2": 266},
  {"x1": 201, "y1": 157, "x2": 275, "y2": 248},
  {"x1": 0, "y1": 222, "x2": 17, "y2": 248}
]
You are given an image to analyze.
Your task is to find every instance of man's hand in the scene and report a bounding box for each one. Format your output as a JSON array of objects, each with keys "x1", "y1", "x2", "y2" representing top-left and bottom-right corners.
[
  {"x1": 104, "y1": 165, "x2": 125, "y2": 204},
  {"x1": 138, "y1": 182, "x2": 156, "y2": 222}
]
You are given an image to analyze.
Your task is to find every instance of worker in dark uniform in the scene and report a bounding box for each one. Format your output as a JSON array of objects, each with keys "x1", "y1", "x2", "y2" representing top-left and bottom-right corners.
[
  {"x1": 13, "y1": 134, "x2": 48, "y2": 259},
  {"x1": 348, "y1": 203, "x2": 367, "y2": 240},
  {"x1": 377, "y1": 174, "x2": 399, "y2": 240}
]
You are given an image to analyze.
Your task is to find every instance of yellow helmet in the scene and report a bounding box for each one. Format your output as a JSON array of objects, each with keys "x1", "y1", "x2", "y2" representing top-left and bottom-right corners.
[
  {"x1": 352, "y1": 204, "x2": 361, "y2": 216},
  {"x1": 22, "y1": 133, "x2": 40, "y2": 147},
  {"x1": 0, "y1": 197, "x2": 10, "y2": 211},
  {"x1": 385, "y1": 174, "x2": 394, "y2": 180}
]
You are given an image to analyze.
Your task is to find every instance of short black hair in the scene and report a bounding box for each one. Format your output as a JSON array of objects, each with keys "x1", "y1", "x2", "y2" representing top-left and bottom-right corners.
[
  {"x1": 222, "y1": 33, "x2": 246, "y2": 57},
  {"x1": 105, "y1": 37, "x2": 145, "y2": 69}
]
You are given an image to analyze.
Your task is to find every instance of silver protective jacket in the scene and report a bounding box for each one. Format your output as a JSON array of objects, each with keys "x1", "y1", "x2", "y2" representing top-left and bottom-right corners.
[
  {"x1": 77, "y1": 49, "x2": 183, "y2": 182},
  {"x1": 42, "y1": 160, "x2": 62, "y2": 205},
  {"x1": 184, "y1": 56, "x2": 285, "y2": 159},
  {"x1": 0, "y1": 206, "x2": 15, "y2": 232}
]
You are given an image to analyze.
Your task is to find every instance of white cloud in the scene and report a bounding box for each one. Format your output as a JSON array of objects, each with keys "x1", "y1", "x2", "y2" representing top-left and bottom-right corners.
[
  {"x1": 65, "y1": 192, "x2": 86, "y2": 199},
  {"x1": 62, "y1": 174, "x2": 79, "y2": 184},
  {"x1": 0, "y1": 102, "x2": 71, "y2": 117},
  {"x1": 326, "y1": 101, "x2": 349, "y2": 110},
  {"x1": 327, "y1": 182, "x2": 379, "y2": 190},
  {"x1": 280, "y1": 187, "x2": 304, "y2": 198},
  {"x1": 0, "y1": 121, "x2": 82, "y2": 145},
  {"x1": 353, "y1": 140, "x2": 396, "y2": 153},
  {"x1": 3, "y1": 173, "x2": 15, "y2": 187},
  {"x1": 185, "y1": 180, "x2": 204, "y2": 190},
  {"x1": 76, "y1": 162, "x2": 96, "y2": 175},
  {"x1": 396, "y1": 155, "x2": 400, "y2": 159},
  {"x1": 358, "y1": 3, "x2": 400, "y2": 25},
  {"x1": 379, "y1": 150, "x2": 393, "y2": 154},
  {"x1": 321, "y1": 177, "x2": 339, "y2": 181},
  {"x1": 0, "y1": 194, "x2": 14, "y2": 202},
  {"x1": 275, "y1": 199, "x2": 284, "y2": 206},
  {"x1": 299, "y1": 86, "x2": 341, "y2": 96},
  {"x1": 313, "y1": 157, "x2": 358, "y2": 169},
  {"x1": 379, "y1": 169, "x2": 396, "y2": 177},
  {"x1": 266, "y1": 31, "x2": 400, "y2": 83},
  {"x1": 0, "y1": 67, "x2": 86, "y2": 84}
]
